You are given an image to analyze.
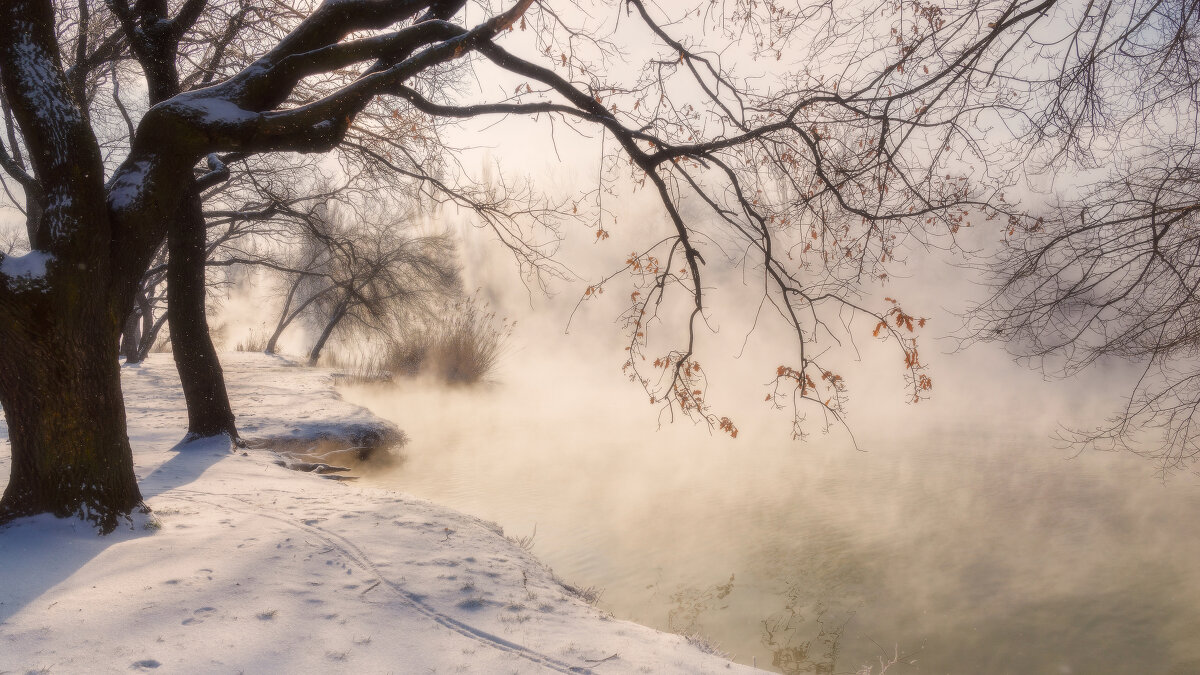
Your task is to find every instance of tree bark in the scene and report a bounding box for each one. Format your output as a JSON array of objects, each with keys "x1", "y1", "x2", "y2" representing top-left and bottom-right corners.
[
  {"x1": 167, "y1": 187, "x2": 238, "y2": 440},
  {"x1": 0, "y1": 282, "x2": 143, "y2": 533},
  {"x1": 0, "y1": 0, "x2": 152, "y2": 531}
]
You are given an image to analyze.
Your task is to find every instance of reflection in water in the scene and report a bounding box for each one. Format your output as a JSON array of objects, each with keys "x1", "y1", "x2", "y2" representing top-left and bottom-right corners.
[
  {"x1": 761, "y1": 595, "x2": 847, "y2": 675},
  {"x1": 667, "y1": 574, "x2": 735, "y2": 636},
  {"x1": 338, "y1": 372, "x2": 1200, "y2": 674}
]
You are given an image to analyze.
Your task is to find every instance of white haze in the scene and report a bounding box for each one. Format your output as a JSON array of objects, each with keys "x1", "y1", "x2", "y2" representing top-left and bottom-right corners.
[{"x1": 191, "y1": 5, "x2": 1196, "y2": 671}]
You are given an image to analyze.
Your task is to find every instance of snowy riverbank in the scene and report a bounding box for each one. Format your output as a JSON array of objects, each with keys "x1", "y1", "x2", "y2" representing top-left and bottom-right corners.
[{"x1": 0, "y1": 353, "x2": 761, "y2": 674}]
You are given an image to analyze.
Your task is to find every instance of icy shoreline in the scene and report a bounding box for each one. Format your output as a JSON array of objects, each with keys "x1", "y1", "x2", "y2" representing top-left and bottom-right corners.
[{"x1": 0, "y1": 352, "x2": 760, "y2": 674}]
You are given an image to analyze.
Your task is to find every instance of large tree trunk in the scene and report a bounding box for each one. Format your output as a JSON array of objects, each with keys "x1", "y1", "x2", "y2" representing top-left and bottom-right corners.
[
  {"x1": 0, "y1": 0, "x2": 150, "y2": 531},
  {"x1": 130, "y1": 23, "x2": 241, "y2": 442},
  {"x1": 0, "y1": 291, "x2": 143, "y2": 532},
  {"x1": 167, "y1": 187, "x2": 238, "y2": 440}
]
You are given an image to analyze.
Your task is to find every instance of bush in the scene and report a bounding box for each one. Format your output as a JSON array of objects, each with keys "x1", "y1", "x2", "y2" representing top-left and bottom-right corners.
[
  {"x1": 379, "y1": 295, "x2": 511, "y2": 385},
  {"x1": 235, "y1": 327, "x2": 269, "y2": 352}
]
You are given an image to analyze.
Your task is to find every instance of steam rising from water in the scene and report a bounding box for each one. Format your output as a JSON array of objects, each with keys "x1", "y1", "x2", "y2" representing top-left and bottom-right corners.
[
  {"x1": 337, "y1": 302, "x2": 1200, "y2": 673},
  {"x1": 210, "y1": 139, "x2": 1196, "y2": 673}
]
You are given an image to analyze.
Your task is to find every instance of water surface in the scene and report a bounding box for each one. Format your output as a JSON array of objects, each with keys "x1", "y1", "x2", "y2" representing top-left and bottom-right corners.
[{"x1": 339, "y1": 374, "x2": 1200, "y2": 674}]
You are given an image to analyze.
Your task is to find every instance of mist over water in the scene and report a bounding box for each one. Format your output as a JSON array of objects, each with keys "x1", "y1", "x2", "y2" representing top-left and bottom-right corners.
[
  {"x1": 338, "y1": 315, "x2": 1200, "y2": 674},
  {"x1": 208, "y1": 173, "x2": 1200, "y2": 671},
  {"x1": 204, "y1": 115, "x2": 1200, "y2": 672}
]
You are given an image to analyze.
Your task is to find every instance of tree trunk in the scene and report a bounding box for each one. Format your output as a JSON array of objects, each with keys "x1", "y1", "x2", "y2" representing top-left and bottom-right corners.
[
  {"x1": 120, "y1": 306, "x2": 141, "y2": 362},
  {"x1": 127, "y1": 289, "x2": 157, "y2": 364},
  {"x1": 24, "y1": 189, "x2": 43, "y2": 247},
  {"x1": 131, "y1": 24, "x2": 240, "y2": 442},
  {"x1": 0, "y1": 296, "x2": 143, "y2": 533},
  {"x1": 137, "y1": 312, "x2": 168, "y2": 363},
  {"x1": 167, "y1": 187, "x2": 238, "y2": 440},
  {"x1": 266, "y1": 279, "x2": 332, "y2": 355},
  {"x1": 0, "y1": 0, "x2": 214, "y2": 531},
  {"x1": 307, "y1": 301, "x2": 349, "y2": 365},
  {"x1": 264, "y1": 276, "x2": 300, "y2": 355},
  {"x1": 264, "y1": 323, "x2": 285, "y2": 355},
  {"x1": 139, "y1": 290, "x2": 154, "y2": 340}
]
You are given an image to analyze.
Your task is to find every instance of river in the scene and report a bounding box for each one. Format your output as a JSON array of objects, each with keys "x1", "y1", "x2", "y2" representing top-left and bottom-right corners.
[{"x1": 338, "y1": 358, "x2": 1200, "y2": 674}]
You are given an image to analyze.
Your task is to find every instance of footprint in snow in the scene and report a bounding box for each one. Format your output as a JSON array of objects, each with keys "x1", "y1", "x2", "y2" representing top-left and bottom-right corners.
[
  {"x1": 181, "y1": 607, "x2": 217, "y2": 625},
  {"x1": 130, "y1": 659, "x2": 161, "y2": 669}
]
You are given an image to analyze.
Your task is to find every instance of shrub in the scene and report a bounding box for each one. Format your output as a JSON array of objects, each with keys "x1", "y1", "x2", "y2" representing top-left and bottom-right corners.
[
  {"x1": 235, "y1": 327, "x2": 269, "y2": 352},
  {"x1": 380, "y1": 295, "x2": 511, "y2": 384}
]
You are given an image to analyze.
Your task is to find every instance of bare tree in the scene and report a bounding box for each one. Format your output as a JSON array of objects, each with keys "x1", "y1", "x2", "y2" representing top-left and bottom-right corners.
[
  {"x1": 263, "y1": 236, "x2": 337, "y2": 356},
  {"x1": 0, "y1": 222, "x2": 25, "y2": 256},
  {"x1": 238, "y1": 196, "x2": 461, "y2": 362},
  {"x1": 961, "y1": 0, "x2": 1200, "y2": 472},
  {"x1": 0, "y1": 0, "x2": 1113, "y2": 529},
  {"x1": 106, "y1": 0, "x2": 247, "y2": 441},
  {"x1": 4, "y1": 0, "x2": 559, "y2": 443},
  {"x1": 0, "y1": 0, "x2": 243, "y2": 439},
  {"x1": 303, "y1": 209, "x2": 457, "y2": 365}
]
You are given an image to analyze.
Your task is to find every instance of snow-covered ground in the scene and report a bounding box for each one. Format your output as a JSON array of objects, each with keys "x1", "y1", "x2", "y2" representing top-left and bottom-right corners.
[{"x1": 0, "y1": 353, "x2": 760, "y2": 674}]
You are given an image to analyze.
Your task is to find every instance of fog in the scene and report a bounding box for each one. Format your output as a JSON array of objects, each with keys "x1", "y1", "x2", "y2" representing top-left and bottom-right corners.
[
  {"x1": 0, "y1": 0, "x2": 1194, "y2": 671},
  {"x1": 332, "y1": 262, "x2": 1200, "y2": 672},
  {"x1": 200, "y1": 15, "x2": 1199, "y2": 670},
  {"x1": 299, "y1": 171, "x2": 1200, "y2": 672}
]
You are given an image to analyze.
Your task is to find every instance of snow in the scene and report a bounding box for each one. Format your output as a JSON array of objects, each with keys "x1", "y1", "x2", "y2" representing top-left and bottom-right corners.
[
  {"x1": 0, "y1": 250, "x2": 52, "y2": 279},
  {"x1": 10, "y1": 22, "x2": 85, "y2": 166},
  {"x1": 0, "y1": 353, "x2": 761, "y2": 674},
  {"x1": 0, "y1": 250, "x2": 53, "y2": 282},
  {"x1": 172, "y1": 95, "x2": 260, "y2": 126},
  {"x1": 107, "y1": 159, "x2": 152, "y2": 211}
]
